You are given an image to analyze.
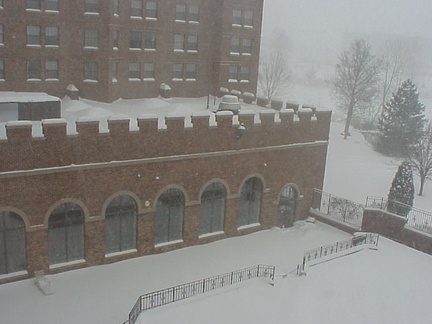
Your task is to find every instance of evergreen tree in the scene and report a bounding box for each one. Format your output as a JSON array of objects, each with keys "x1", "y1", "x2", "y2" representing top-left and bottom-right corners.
[
  {"x1": 387, "y1": 161, "x2": 414, "y2": 216},
  {"x1": 377, "y1": 79, "x2": 425, "y2": 156}
]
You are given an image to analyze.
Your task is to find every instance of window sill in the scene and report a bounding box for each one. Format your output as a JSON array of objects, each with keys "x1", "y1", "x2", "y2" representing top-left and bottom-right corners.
[
  {"x1": 144, "y1": 48, "x2": 156, "y2": 52},
  {"x1": 242, "y1": 53, "x2": 252, "y2": 56},
  {"x1": 26, "y1": 44, "x2": 42, "y2": 48},
  {"x1": 189, "y1": 21, "x2": 199, "y2": 24},
  {"x1": 244, "y1": 25, "x2": 253, "y2": 29},
  {"x1": 128, "y1": 78, "x2": 141, "y2": 82},
  {"x1": 45, "y1": 78, "x2": 59, "y2": 82},
  {"x1": 172, "y1": 78, "x2": 183, "y2": 82},
  {"x1": 27, "y1": 78, "x2": 42, "y2": 82},
  {"x1": 129, "y1": 48, "x2": 142, "y2": 51},
  {"x1": 113, "y1": 47, "x2": 119, "y2": 51},
  {"x1": 113, "y1": 13, "x2": 119, "y2": 18},
  {"x1": 111, "y1": 78, "x2": 118, "y2": 83},
  {"x1": 230, "y1": 52, "x2": 240, "y2": 56},
  {"x1": 146, "y1": 17, "x2": 157, "y2": 21},
  {"x1": 45, "y1": 10, "x2": 59, "y2": 14},
  {"x1": 131, "y1": 16, "x2": 143, "y2": 20},
  {"x1": 174, "y1": 49, "x2": 185, "y2": 53},
  {"x1": 232, "y1": 24, "x2": 242, "y2": 28},
  {"x1": 83, "y1": 79, "x2": 98, "y2": 83},
  {"x1": 84, "y1": 12, "x2": 100, "y2": 16},
  {"x1": 0, "y1": 270, "x2": 28, "y2": 280},
  {"x1": 0, "y1": 79, "x2": 5, "y2": 82},
  {"x1": 228, "y1": 79, "x2": 238, "y2": 83},
  {"x1": 175, "y1": 19, "x2": 186, "y2": 23},
  {"x1": 240, "y1": 80, "x2": 250, "y2": 83},
  {"x1": 49, "y1": 259, "x2": 86, "y2": 270},
  {"x1": 26, "y1": 8, "x2": 41, "y2": 13},
  {"x1": 238, "y1": 223, "x2": 260, "y2": 230},
  {"x1": 105, "y1": 249, "x2": 137, "y2": 258},
  {"x1": 186, "y1": 78, "x2": 196, "y2": 82},
  {"x1": 187, "y1": 50, "x2": 197, "y2": 53},
  {"x1": 199, "y1": 231, "x2": 224, "y2": 239},
  {"x1": 84, "y1": 46, "x2": 99, "y2": 50},
  {"x1": 143, "y1": 78, "x2": 155, "y2": 82},
  {"x1": 45, "y1": 45, "x2": 59, "y2": 48},
  {"x1": 155, "y1": 239, "x2": 183, "y2": 248}
]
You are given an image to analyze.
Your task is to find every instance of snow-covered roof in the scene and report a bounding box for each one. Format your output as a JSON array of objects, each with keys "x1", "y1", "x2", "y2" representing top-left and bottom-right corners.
[{"x1": 0, "y1": 92, "x2": 60, "y2": 103}]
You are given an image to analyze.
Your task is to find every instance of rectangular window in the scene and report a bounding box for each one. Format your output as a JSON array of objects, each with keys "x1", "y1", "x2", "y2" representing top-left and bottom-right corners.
[
  {"x1": 45, "y1": 60, "x2": 58, "y2": 79},
  {"x1": 131, "y1": 0, "x2": 143, "y2": 17},
  {"x1": 112, "y1": 30, "x2": 119, "y2": 48},
  {"x1": 243, "y1": 11, "x2": 253, "y2": 26},
  {"x1": 0, "y1": 60, "x2": 4, "y2": 80},
  {"x1": 240, "y1": 66, "x2": 250, "y2": 81},
  {"x1": 144, "y1": 32, "x2": 156, "y2": 49},
  {"x1": 84, "y1": 28, "x2": 98, "y2": 48},
  {"x1": 233, "y1": 10, "x2": 242, "y2": 25},
  {"x1": 172, "y1": 63, "x2": 183, "y2": 79},
  {"x1": 113, "y1": 0, "x2": 119, "y2": 15},
  {"x1": 0, "y1": 0, "x2": 3, "y2": 8},
  {"x1": 129, "y1": 31, "x2": 142, "y2": 49},
  {"x1": 188, "y1": 6, "x2": 199, "y2": 22},
  {"x1": 229, "y1": 66, "x2": 238, "y2": 80},
  {"x1": 27, "y1": 0, "x2": 41, "y2": 10},
  {"x1": 45, "y1": 27, "x2": 59, "y2": 46},
  {"x1": 27, "y1": 60, "x2": 41, "y2": 79},
  {"x1": 231, "y1": 36, "x2": 240, "y2": 53},
  {"x1": 186, "y1": 63, "x2": 196, "y2": 79},
  {"x1": 84, "y1": 62, "x2": 98, "y2": 81},
  {"x1": 84, "y1": 0, "x2": 99, "y2": 13},
  {"x1": 143, "y1": 62, "x2": 154, "y2": 79},
  {"x1": 242, "y1": 38, "x2": 252, "y2": 54},
  {"x1": 174, "y1": 34, "x2": 184, "y2": 51},
  {"x1": 128, "y1": 62, "x2": 140, "y2": 79},
  {"x1": 175, "y1": 5, "x2": 186, "y2": 20},
  {"x1": 46, "y1": 0, "x2": 59, "y2": 11},
  {"x1": 146, "y1": 1, "x2": 157, "y2": 18},
  {"x1": 111, "y1": 62, "x2": 118, "y2": 82},
  {"x1": 27, "y1": 25, "x2": 41, "y2": 45},
  {"x1": 0, "y1": 25, "x2": 3, "y2": 44},
  {"x1": 187, "y1": 35, "x2": 198, "y2": 51}
]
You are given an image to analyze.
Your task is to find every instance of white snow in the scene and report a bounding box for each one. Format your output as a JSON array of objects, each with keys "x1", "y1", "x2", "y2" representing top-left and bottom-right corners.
[{"x1": 0, "y1": 91, "x2": 60, "y2": 103}]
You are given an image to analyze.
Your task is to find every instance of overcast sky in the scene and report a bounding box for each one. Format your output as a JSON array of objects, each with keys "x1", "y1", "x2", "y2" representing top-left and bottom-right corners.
[{"x1": 262, "y1": 0, "x2": 432, "y2": 65}]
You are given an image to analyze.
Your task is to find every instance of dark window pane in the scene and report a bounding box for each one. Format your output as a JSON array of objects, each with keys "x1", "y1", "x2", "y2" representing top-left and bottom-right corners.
[
  {"x1": 155, "y1": 189, "x2": 184, "y2": 244},
  {"x1": 238, "y1": 178, "x2": 263, "y2": 227}
]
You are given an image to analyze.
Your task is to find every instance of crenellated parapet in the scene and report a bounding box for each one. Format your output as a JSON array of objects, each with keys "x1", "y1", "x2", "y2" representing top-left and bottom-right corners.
[{"x1": 0, "y1": 109, "x2": 331, "y2": 172}]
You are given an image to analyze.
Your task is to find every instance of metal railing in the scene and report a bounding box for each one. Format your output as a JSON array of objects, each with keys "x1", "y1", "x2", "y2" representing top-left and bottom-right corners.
[
  {"x1": 366, "y1": 196, "x2": 432, "y2": 234},
  {"x1": 297, "y1": 233, "x2": 379, "y2": 275},
  {"x1": 312, "y1": 189, "x2": 364, "y2": 228},
  {"x1": 126, "y1": 264, "x2": 275, "y2": 324}
]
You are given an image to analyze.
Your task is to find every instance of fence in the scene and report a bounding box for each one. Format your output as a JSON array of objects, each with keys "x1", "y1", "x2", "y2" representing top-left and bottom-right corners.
[
  {"x1": 297, "y1": 233, "x2": 379, "y2": 275},
  {"x1": 311, "y1": 189, "x2": 364, "y2": 228},
  {"x1": 366, "y1": 196, "x2": 432, "y2": 234},
  {"x1": 126, "y1": 264, "x2": 275, "y2": 324}
]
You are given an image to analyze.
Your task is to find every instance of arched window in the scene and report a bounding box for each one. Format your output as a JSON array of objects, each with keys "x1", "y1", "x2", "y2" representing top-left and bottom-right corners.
[
  {"x1": 278, "y1": 185, "x2": 298, "y2": 228},
  {"x1": 48, "y1": 203, "x2": 84, "y2": 265},
  {"x1": 155, "y1": 188, "x2": 184, "y2": 245},
  {"x1": 238, "y1": 177, "x2": 263, "y2": 227},
  {"x1": 199, "y1": 182, "x2": 226, "y2": 235},
  {"x1": 0, "y1": 211, "x2": 26, "y2": 275},
  {"x1": 105, "y1": 195, "x2": 137, "y2": 254}
]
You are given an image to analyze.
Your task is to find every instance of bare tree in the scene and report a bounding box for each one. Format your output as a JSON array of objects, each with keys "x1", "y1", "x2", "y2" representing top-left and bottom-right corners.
[
  {"x1": 259, "y1": 51, "x2": 291, "y2": 100},
  {"x1": 333, "y1": 39, "x2": 380, "y2": 139},
  {"x1": 408, "y1": 122, "x2": 432, "y2": 196}
]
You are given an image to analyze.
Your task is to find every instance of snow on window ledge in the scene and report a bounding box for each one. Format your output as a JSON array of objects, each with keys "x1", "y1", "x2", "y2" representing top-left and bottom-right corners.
[
  {"x1": 128, "y1": 78, "x2": 141, "y2": 82},
  {"x1": 45, "y1": 45, "x2": 59, "y2": 48},
  {"x1": 0, "y1": 79, "x2": 5, "y2": 82},
  {"x1": 45, "y1": 78, "x2": 59, "y2": 82},
  {"x1": 242, "y1": 53, "x2": 251, "y2": 56},
  {"x1": 26, "y1": 44, "x2": 41, "y2": 48},
  {"x1": 144, "y1": 48, "x2": 156, "y2": 52},
  {"x1": 155, "y1": 239, "x2": 183, "y2": 248},
  {"x1": 113, "y1": 47, "x2": 119, "y2": 51},
  {"x1": 174, "y1": 49, "x2": 185, "y2": 53},
  {"x1": 143, "y1": 78, "x2": 155, "y2": 82},
  {"x1": 111, "y1": 78, "x2": 118, "y2": 83},
  {"x1": 230, "y1": 52, "x2": 240, "y2": 56},
  {"x1": 27, "y1": 78, "x2": 42, "y2": 82},
  {"x1": 131, "y1": 16, "x2": 143, "y2": 19},
  {"x1": 186, "y1": 78, "x2": 196, "y2": 82},
  {"x1": 105, "y1": 249, "x2": 137, "y2": 258},
  {"x1": 113, "y1": 13, "x2": 119, "y2": 17},
  {"x1": 0, "y1": 270, "x2": 28, "y2": 280},
  {"x1": 129, "y1": 48, "x2": 142, "y2": 51},
  {"x1": 49, "y1": 259, "x2": 86, "y2": 270},
  {"x1": 187, "y1": 50, "x2": 198, "y2": 53},
  {"x1": 199, "y1": 231, "x2": 224, "y2": 239},
  {"x1": 84, "y1": 12, "x2": 99, "y2": 16},
  {"x1": 45, "y1": 10, "x2": 59, "y2": 14},
  {"x1": 232, "y1": 23, "x2": 242, "y2": 27},
  {"x1": 145, "y1": 17, "x2": 157, "y2": 21},
  {"x1": 244, "y1": 25, "x2": 253, "y2": 29},
  {"x1": 172, "y1": 78, "x2": 183, "y2": 82},
  {"x1": 188, "y1": 21, "x2": 199, "y2": 24},
  {"x1": 26, "y1": 8, "x2": 41, "y2": 12},
  {"x1": 237, "y1": 223, "x2": 260, "y2": 230},
  {"x1": 84, "y1": 46, "x2": 99, "y2": 51},
  {"x1": 228, "y1": 79, "x2": 238, "y2": 83},
  {"x1": 175, "y1": 19, "x2": 186, "y2": 23},
  {"x1": 83, "y1": 79, "x2": 98, "y2": 83},
  {"x1": 240, "y1": 80, "x2": 250, "y2": 83}
]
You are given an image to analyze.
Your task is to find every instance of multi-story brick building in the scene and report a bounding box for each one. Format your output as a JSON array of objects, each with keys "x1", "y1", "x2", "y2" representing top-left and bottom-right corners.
[
  {"x1": 0, "y1": 0, "x2": 263, "y2": 102},
  {"x1": 0, "y1": 108, "x2": 331, "y2": 283}
]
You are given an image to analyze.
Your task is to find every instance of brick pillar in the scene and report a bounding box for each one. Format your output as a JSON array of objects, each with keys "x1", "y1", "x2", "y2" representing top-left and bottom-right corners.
[
  {"x1": 27, "y1": 228, "x2": 49, "y2": 275},
  {"x1": 224, "y1": 197, "x2": 239, "y2": 237},
  {"x1": 138, "y1": 211, "x2": 155, "y2": 254},
  {"x1": 184, "y1": 204, "x2": 200, "y2": 246},
  {"x1": 84, "y1": 220, "x2": 105, "y2": 266}
]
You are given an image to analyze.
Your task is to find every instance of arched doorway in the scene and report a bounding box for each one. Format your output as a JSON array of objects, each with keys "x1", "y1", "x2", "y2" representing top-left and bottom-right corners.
[{"x1": 278, "y1": 185, "x2": 298, "y2": 228}]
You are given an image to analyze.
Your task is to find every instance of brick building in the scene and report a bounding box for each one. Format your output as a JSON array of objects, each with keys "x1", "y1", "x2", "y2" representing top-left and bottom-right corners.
[
  {"x1": 0, "y1": 0, "x2": 263, "y2": 102},
  {"x1": 0, "y1": 108, "x2": 331, "y2": 283}
]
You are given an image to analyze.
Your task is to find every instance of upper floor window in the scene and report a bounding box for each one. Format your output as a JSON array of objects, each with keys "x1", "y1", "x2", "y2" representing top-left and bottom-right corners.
[
  {"x1": 174, "y1": 34, "x2": 184, "y2": 51},
  {"x1": 233, "y1": 9, "x2": 242, "y2": 25},
  {"x1": 188, "y1": 5, "x2": 199, "y2": 22},
  {"x1": 112, "y1": 30, "x2": 119, "y2": 48},
  {"x1": 27, "y1": 0, "x2": 41, "y2": 10},
  {"x1": 144, "y1": 32, "x2": 156, "y2": 50},
  {"x1": 45, "y1": 60, "x2": 58, "y2": 79},
  {"x1": 0, "y1": 60, "x2": 4, "y2": 80},
  {"x1": 0, "y1": 212, "x2": 27, "y2": 275},
  {"x1": 46, "y1": 0, "x2": 58, "y2": 11},
  {"x1": 45, "y1": 27, "x2": 59, "y2": 46},
  {"x1": 84, "y1": 0, "x2": 99, "y2": 13},
  {"x1": 233, "y1": 9, "x2": 254, "y2": 27},
  {"x1": 199, "y1": 182, "x2": 226, "y2": 236},
  {"x1": 186, "y1": 63, "x2": 196, "y2": 79},
  {"x1": 231, "y1": 36, "x2": 240, "y2": 53},
  {"x1": 0, "y1": 24, "x2": 3, "y2": 45},
  {"x1": 242, "y1": 38, "x2": 252, "y2": 54},
  {"x1": 187, "y1": 34, "x2": 198, "y2": 51},
  {"x1": 146, "y1": 1, "x2": 157, "y2": 18},
  {"x1": 143, "y1": 62, "x2": 155, "y2": 79},
  {"x1": 84, "y1": 28, "x2": 99, "y2": 48},
  {"x1": 113, "y1": 0, "x2": 119, "y2": 15},
  {"x1": 128, "y1": 62, "x2": 141, "y2": 80},
  {"x1": 131, "y1": 0, "x2": 143, "y2": 17},
  {"x1": 27, "y1": 60, "x2": 41, "y2": 79},
  {"x1": 111, "y1": 62, "x2": 118, "y2": 82},
  {"x1": 26, "y1": 25, "x2": 41, "y2": 45},
  {"x1": 129, "y1": 31, "x2": 142, "y2": 49},
  {"x1": 84, "y1": 61, "x2": 98, "y2": 81},
  {"x1": 172, "y1": 63, "x2": 183, "y2": 80},
  {"x1": 240, "y1": 66, "x2": 250, "y2": 81},
  {"x1": 244, "y1": 11, "x2": 253, "y2": 26},
  {"x1": 229, "y1": 66, "x2": 238, "y2": 81},
  {"x1": 155, "y1": 188, "x2": 185, "y2": 245},
  {"x1": 0, "y1": 0, "x2": 3, "y2": 9},
  {"x1": 175, "y1": 5, "x2": 186, "y2": 21}
]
